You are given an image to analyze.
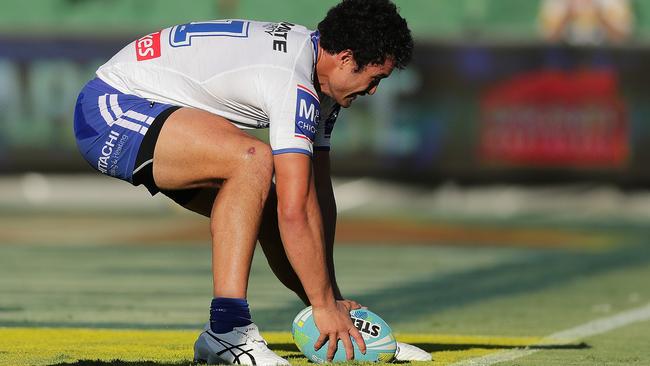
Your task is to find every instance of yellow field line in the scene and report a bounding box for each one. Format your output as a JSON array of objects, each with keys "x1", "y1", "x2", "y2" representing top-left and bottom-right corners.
[{"x1": 0, "y1": 328, "x2": 543, "y2": 366}]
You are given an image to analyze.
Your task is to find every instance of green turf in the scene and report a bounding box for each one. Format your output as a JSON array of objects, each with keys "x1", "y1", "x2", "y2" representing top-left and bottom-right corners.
[
  {"x1": 1, "y1": 214, "x2": 649, "y2": 365},
  {"x1": 0, "y1": 243, "x2": 524, "y2": 331},
  {"x1": 498, "y1": 320, "x2": 650, "y2": 366},
  {"x1": 396, "y1": 243, "x2": 650, "y2": 336}
]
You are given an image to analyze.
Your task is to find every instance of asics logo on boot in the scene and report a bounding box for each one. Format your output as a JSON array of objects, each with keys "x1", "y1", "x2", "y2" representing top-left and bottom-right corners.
[{"x1": 205, "y1": 331, "x2": 257, "y2": 365}]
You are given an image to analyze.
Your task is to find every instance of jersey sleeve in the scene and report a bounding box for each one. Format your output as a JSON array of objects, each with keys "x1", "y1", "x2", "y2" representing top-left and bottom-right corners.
[
  {"x1": 267, "y1": 81, "x2": 320, "y2": 156},
  {"x1": 262, "y1": 35, "x2": 320, "y2": 156}
]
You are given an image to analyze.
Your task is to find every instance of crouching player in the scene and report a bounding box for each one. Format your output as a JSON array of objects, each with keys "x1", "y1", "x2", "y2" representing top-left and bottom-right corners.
[{"x1": 73, "y1": 0, "x2": 430, "y2": 364}]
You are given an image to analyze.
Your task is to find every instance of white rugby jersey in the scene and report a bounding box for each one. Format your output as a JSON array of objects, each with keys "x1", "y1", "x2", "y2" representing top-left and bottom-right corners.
[{"x1": 96, "y1": 19, "x2": 340, "y2": 155}]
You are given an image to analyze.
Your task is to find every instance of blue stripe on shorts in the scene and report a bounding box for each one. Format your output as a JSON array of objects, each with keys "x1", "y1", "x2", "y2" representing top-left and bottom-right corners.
[{"x1": 73, "y1": 77, "x2": 176, "y2": 183}]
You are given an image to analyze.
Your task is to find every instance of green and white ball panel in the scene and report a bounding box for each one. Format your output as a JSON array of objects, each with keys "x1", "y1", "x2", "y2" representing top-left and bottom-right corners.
[{"x1": 291, "y1": 306, "x2": 397, "y2": 363}]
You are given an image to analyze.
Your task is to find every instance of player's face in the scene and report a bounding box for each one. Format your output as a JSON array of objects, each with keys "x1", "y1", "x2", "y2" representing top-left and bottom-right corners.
[{"x1": 328, "y1": 56, "x2": 395, "y2": 108}]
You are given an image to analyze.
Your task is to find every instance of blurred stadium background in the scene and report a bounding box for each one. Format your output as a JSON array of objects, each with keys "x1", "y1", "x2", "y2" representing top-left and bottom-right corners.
[
  {"x1": 2, "y1": 0, "x2": 650, "y2": 185},
  {"x1": 2, "y1": 1, "x2": 650, "y2": 365}
]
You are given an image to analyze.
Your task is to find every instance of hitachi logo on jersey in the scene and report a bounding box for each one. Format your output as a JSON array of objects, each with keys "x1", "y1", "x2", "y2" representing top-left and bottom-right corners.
[
  {"x1": 294, "y1": 85, "x2": 320, "y2": 142},
  {"x1": 135, "y1": 31, "x2": 161, "y2": 61},
  {"x1": 98, "y1": 130, "x2": 120, "y2": 174}
]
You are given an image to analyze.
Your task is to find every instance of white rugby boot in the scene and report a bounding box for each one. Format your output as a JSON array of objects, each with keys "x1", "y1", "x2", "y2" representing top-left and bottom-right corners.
[
  {"x1": 395, "y1": 341, "x2": 432, "y2": 362},
  {"x1": 193, "y1": 323, "x2": 290, "y2": 365}
]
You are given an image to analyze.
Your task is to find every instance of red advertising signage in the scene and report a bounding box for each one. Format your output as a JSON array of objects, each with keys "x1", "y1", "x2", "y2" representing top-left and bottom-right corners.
[{"x1": 480, "y1": 70, "x2": 628, "y2": 167}]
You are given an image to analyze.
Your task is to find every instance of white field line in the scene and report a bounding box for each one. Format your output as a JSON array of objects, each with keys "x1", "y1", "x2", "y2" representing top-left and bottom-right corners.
[{"x1": 451, "y1": 302, "x2": 650, "y2": 366}]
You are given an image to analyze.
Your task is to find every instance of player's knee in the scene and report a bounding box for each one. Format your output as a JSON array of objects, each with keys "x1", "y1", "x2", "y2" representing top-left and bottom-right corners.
[
  {"x1": 238, "y1": 141, "x2": 273, "y2": 181},
  {"x1": 255, "y1": 145, "x2": 274, "y2": 183}
]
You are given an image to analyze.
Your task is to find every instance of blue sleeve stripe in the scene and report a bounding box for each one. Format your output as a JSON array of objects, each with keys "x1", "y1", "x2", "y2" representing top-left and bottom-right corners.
[{"x1": 272, "y1": 148, "x2": 312, "y2": 156}]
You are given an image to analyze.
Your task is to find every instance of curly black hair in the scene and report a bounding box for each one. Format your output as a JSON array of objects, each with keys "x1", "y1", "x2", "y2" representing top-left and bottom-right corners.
[{"x1": 318, "y1": 0, "x2": 413, "y2": 71}]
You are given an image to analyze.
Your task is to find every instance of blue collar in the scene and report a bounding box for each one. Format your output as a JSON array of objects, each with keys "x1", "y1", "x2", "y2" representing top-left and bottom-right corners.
[{"x1": 310, "y1": 30, "x2": 320, "y2": 64}]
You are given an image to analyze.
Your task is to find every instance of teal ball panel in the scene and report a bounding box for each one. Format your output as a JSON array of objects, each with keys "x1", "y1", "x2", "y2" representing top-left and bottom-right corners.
[{"x1": 291, "y1": 306, "x2": 397, "y2": 363}]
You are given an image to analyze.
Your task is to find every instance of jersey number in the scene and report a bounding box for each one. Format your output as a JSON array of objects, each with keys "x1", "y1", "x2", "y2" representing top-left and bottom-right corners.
[{"x1": 169, "y1": 20, "x2": 249, "y2": 47}]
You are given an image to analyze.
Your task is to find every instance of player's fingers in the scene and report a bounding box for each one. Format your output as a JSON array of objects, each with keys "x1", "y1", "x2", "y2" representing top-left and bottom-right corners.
[
  {"x1": 340, "y1": 302, "x2": 352, "y2": 312},
  {"x1": 348, "y1": 300, "x2": 362, "y2": 310},
  {"x1": 341, "y1": 331, "x2": 355, "y2": 360},
  {"x1": 314, "y1": 333, "x2": 328, "y2": 351},
  {"x1": 327, "y1": 334, "x2": 338, "y2": 361},
  {"x1": 350, "y1": 326, "x2": 366, "y2": 354}
]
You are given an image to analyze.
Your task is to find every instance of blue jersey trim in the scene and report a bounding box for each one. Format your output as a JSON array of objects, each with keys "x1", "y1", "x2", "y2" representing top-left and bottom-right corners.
[
  {"x1": 272, "y1": 148, "x2": 312, "y2": 156},
  {"x1": 310, "y1": 31, "x2": 320, "y2": 63}
]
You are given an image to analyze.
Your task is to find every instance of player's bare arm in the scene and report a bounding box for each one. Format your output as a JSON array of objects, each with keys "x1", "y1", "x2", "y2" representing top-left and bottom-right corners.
[
  {"x1": 312, "y1": 150, "x2": 343, "y2": 299},
  {"x1": 273, "y1": 152, "x2": 366, "y2": 360}
]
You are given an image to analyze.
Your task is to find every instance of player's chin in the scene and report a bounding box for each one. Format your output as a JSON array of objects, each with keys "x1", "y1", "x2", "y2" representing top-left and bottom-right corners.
[{"x1": 340, "y1": 96, "x2": 355, "y2": 108}]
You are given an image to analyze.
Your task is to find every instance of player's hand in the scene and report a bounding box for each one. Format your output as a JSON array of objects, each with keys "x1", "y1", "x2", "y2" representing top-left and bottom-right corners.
[
  {"x1": 312, "y1": 302, "x2": 367, "y2": 361},
  {"x1": 337, "y1": 299, "x2": 366, "y2": 312}
]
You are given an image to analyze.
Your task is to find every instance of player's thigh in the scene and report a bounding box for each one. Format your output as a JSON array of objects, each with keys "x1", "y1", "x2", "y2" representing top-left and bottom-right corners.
[{"x1": 152, "y1": 107, "x2": 272, "y2": 190}]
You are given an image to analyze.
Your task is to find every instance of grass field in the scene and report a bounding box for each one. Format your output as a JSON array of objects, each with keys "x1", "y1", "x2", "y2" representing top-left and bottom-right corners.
[{"x1": 1, "y1": 178, "x2": 649, "y2": 366}]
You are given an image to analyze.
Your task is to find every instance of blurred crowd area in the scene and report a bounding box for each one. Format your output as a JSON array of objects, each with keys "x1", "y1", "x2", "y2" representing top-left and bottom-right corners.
[{"x1": 2, "y1": 0, "x2": 650, "y2": 186}]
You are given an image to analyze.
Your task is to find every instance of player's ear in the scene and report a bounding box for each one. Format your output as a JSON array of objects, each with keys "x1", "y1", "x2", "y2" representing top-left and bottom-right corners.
[{"x1": 336, "y1": 49, "x2": 355, "y2": 69}]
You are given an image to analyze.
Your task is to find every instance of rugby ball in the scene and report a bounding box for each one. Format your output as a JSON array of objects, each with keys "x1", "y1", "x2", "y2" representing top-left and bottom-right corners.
[{"x1": 291, "y1": 306, "x2": 397, "y2": 363}]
